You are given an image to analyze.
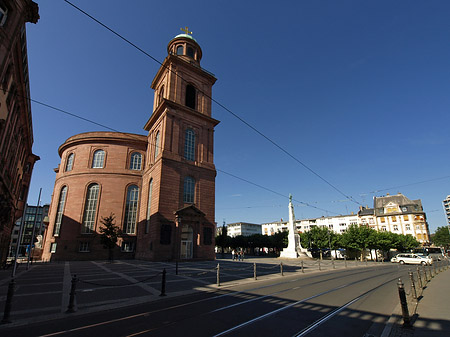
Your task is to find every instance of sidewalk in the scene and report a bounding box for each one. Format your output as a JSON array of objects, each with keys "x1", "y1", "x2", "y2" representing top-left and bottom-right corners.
[{"x1": 385, "y1": 267, "x2": 450, "y2": 337}]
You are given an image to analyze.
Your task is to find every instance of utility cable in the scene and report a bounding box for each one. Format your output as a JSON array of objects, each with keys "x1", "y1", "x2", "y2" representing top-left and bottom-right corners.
[{"x1": 62, "y1": 0, "x2": 362, "y2": 207}]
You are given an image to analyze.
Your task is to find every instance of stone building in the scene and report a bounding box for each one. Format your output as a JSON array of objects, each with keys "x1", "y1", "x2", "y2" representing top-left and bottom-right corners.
[
  {"x1": 0, "y1": 0, "x2": 39, "y2": 265},
  {"x1": 43, "y1": 32, "x2": 218, "y2": 261}
]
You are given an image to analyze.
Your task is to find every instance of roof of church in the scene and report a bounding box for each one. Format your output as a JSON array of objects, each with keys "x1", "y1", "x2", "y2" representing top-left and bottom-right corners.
[{"x1": 173, "y1": 33, "x2": 197, "y2": 42}]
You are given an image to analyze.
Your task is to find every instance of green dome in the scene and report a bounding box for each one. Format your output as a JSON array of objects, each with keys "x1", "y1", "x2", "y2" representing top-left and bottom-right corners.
[{"x1": 173, "y1": 33, "x2": 197, "y2": 43}]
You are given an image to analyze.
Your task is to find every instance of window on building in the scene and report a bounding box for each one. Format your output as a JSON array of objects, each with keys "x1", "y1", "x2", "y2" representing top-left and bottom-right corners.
[
  {"x1": 176, "y1": 45, "x2": 183, "y2": 55},
  {"x1": 381, "y1": 226, "x2": 387, "y2": 232},
  {"x1": 403, "y1": 215, "x2": 409, "y2": 221},
  {"x1": 129, "y1": 152, "x2": 142, "y2": 170},
  {"x1": 53, "y1": 186, "x2": 67, "y2": 236},
  {"x1": 402, "y1": 206, "x2": 408, "y2": 212},
  {"x1": 380, "y1": 217, "x2": 386, "y2": 223},
  {"x1": 0, "y1": 5, "x2": 7, "y2": 27},
  {"x1": 65, "y1": 153, "x2": 74, "y2": 172},
  {"x1": 146, "y1": 179, "x2": 153, "y2": 234},
  {"x1": 187, "y1": 46, "x2": 195, "y2": 58},
  {"x1": 391, "y1": 216, "x2": 397, "y2": 222},
  {"x1": 92, "y1": 150, "x2": 105, "y2": 168},
  {"x1": 82, "y1": 184, "x2": 100, "y2": 233},
  {"x1": 160, "y1": 224, "x2": 172, "y2": 244},
  {"x1": 158, "y1": 86, "x2": 164, "y2": 104},
  {"x1": 393, "y1": 225, "x2": 399, "y2": 231},
  {"x1": 406, "y1": 224, "x2": 411, "y2": 231},
  {"x1": 185, "y1": 84, "x2": 196, "y2": 109},
  {"x1": 184, "y1": 128, "x2": 195, "y2": 161},
  {"x1": 124, "y1": 185, "x2": 139, "y2": 234},
  {"x1": 154, "y1": 131, "x2": 160, "y2": 161},
  {"x1": 79, "y1": 242, "x2": 90, "y2": 252},
  {"x1": 183, "y1": 176, "x2": 195, "y2": 203},
  {"x1": 50, "y1": 243, "x2": 57, "y2": 253},
  {"x1": 203, "y1": 227, "x2": 212, "y2": 245},
  {"x1": 121, "y1": 242, "x2": 135, "y2": 252}
]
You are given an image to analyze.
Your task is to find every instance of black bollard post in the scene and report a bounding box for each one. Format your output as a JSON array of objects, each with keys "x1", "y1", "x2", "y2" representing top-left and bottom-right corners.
[
  {"x1": 332, "y1": 259, "x2": 335, "y2": 269},
  {"x1": 422, "y1": 264, "x2": 428, "y2": 283},
  {"x1": 355, "y1": 257, "x2": 358, "y2": 267},
  {"x1": 254, "y1": 263, "x2": 257, "y2": 280},
  {"x1": 301, "y1": 260, "x2": 304, "y2": 273},
  {"x1": 159, "y1": 269, "x2": 166, "y2": 296},
  {"x1": 365, "y1": 258, "x2": 368, "y2": 267},
  {"x1": 176, "y1": 261, "x2": 178, "y2": 275},
  {"x1": 66, "y1": 275, "x2": 78, "y2": 313},
  {"x1": 1, "y1": 278, "x2": 15, "y2": 323},
  {"x1": 433, "y1": 261, "x2": 436, "y2": 275},
  {"x1": 318, "y1": 259, "x2": 321, "y2": 271},
  {"x1": 428, "y1": 265, "x2": 433, "y2": 280},
  {"x1": 397, "y1": 278, "x2": 411, "y2": 327},
  {"x1": 344, "y1": 256, "x2": 347, "y2": 268},
  {"x1": 416, "y1": 266, "x2": 423, "y2": 290},
  {"x1": 280, "y1": 262, "x2": 284, "y2": 276},
  {"x1": 409, "y1": 271, "x2": 417, "y2": 301},
  {"x1": 216, "y1": 263, "x2": 220, "y2": 286}
]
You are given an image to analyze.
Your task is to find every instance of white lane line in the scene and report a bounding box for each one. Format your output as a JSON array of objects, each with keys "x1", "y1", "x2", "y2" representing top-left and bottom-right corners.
[
  {"x1": 212, "y1": 284, "x2": 348, "y2": 337},
  {"x1": 60, "y1": 262, "x2": 72, "y2": 313}
]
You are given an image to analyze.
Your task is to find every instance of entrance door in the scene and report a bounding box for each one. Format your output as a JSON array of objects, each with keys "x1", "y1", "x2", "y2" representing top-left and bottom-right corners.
[{"x1": 180, "y1": 225, "x2": 193, "y2": 259}]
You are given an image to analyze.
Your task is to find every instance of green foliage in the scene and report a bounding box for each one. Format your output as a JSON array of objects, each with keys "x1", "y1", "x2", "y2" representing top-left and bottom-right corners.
[
  {"x1": 99, "y1": 213, "x2": 121, "y2": 261},
  {"x1": 432, "y1": 226, "x2": 450, "y2": 249}
]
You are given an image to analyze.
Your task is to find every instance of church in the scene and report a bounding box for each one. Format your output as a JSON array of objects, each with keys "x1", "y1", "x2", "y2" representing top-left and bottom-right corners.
[{"x1": 42, "y1": 31, "x2": 219, "y2": 261}]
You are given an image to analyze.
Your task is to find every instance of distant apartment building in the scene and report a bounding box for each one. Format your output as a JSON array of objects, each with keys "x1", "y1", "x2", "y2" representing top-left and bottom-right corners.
[
  {"x1": 0, "y1": 0, "x2": 39, "y2": 265},
  {"x1": 443, "y1": 195, "x2": 450, "y2": 227},
  {"x1": 9, "y1": 204, "x2": 49, "y2": 257},
  {"x1": 227, "y1": 222, "x2": 262, "y2": 237},
  {"x1": 261, "y1": 193, "x2": 429, "y2": 244}
]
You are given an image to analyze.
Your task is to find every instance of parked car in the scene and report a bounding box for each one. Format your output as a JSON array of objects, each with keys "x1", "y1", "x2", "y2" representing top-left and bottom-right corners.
[{"x1": 391, "y1": 253, "x2": 433, "y2": 265}]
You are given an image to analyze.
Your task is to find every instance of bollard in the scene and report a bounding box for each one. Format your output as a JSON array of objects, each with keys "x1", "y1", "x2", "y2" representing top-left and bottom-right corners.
[
  {"x1": 416, "y1": 266, "x2": 423, "y2": 290},
  {"x1": 280, "y1": 262, "x2": 284, "y2": 276},
  {"x1": 216, "y1": 263, "x2": 220, "y2": 286},
  {"x1": 365, "y1": 258, "x2": 368, "y2": 267},
  {"x1": 66, "y1": 275, "x2": 78, "y2": 313},
  {"x1": 344, "y1": 256, "x2": 347, "y2": 268},
  {"x1": 332, "y1": 259, "x2": 335, "y2": 269},
  {"x1": 176, "y1": 261, "x2": 178, "y2": 275},
  {"x1": 355, "y1": 257, "x2": 358, "y2": 267},
  {"x1": 428, "y1": 265, "x2": 433, "y2": 280},
  {"x1": 397, "y1": 278, "x2": 411, "y2": 327},
  {"x1": 254, "y1": 263, "x2": 257, "y2": 280},
  {"x1": 159, "y1": 269, "x2": 166, "y2": 296},
  {"x1": 409, "y1": 272, "x2": 417, "y2": 301},
  {"x1": 318, "y1": 259, "x2": 321, "y2": 271},
  {"x1": 422, "y1": 264, "x2": 428, "y2": 283},
  {"x1": 433, "y1": 261, "x2": 436, "y2": 276},
  {"x1": 1, "y1": 278, "x2": 15, "y2": 323},
  {"x1": 301, "y1": 260, "x2": 304, "y2": 273}
]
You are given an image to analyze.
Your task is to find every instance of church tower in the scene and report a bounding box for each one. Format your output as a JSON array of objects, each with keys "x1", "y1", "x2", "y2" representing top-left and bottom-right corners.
[{"x1": 136, "y1": 30, "x2": 219, "y2": 260}]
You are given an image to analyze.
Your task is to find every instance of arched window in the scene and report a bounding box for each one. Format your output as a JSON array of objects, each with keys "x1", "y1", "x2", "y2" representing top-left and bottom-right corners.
[
  {"x1": 183, "y1": 176, "x2": 195, "y2": 203},
  {"x1": 185, "y1": 84, "x2": 196, "y2": 109},
  {"x1": 53, "y1": 186, "x2": 67, "y2": 236},
  {"x1": 65, "y1": 153, "x2": 74, "y2": 172},
  {"x1": 92, "y1": 150, "x2": 105, "y2": 168},
  {"x1": 184, "y1": 128, "x2": 195, "y2": 161},
  {"x1": 82, "y1": 184, "x2": 99, "y2": 233},
  {"x1": 146, "y1": 178, "x2": 153, "y2": 234},
  {"x1": 124, "y1": 185, "x2": 139, "y2": 234},
  {"x1": 129, "y1": 152, "x2": 142, "y2": 170},
  {"x1": 187, "y1": 46, "x2": 195, "y2": 58},
  {"x1": 158, "y1": 85, "x2": 164, "y2": 104},
  {"x1": 154, "y1": 131, "x2": 160, "y2": 161},
  {"x1": 176, "y1": 45, "x2": 183, "y2": 55}
]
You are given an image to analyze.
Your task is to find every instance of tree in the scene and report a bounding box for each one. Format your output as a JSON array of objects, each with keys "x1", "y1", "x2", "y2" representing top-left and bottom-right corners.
[
  {"x1": 432, "y1": 226, "x2": 450, "y2": 249},
  {"x1": 341, "y1": 224, "x2": 374, "y2": 260},
  {"x1": 215, "y1": 224, "x2": 229, "y2": 257},
  {"x1": 299, "y1": 226, "x2": 330, "y2": 259},
  {"x1": 99, "y1": 213, "x2": 122, "y2": 262}
]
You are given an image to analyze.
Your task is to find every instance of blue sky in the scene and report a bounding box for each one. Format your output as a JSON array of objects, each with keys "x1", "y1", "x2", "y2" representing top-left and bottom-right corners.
[{"x1": 26, "y1": 1, "x2": 450, "y2": 232}]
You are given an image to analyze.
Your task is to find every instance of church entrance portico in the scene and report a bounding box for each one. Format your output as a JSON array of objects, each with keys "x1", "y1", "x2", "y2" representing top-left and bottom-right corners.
[{"x1": 180, "y1": 225, "x2": 193, "y2": 259}]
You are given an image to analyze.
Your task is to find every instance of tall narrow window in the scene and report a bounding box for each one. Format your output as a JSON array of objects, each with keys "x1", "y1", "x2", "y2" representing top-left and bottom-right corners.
[
  {"x1": 184, "y1": 129, "x2": 195, "y2": 161},
  {"x1": 186, "y1": 46, "x2": 195, "y2": 58},
  {"x1": 185, "y1": 84, "x2": 196, "y2": 109},
  {"x1": 53, "y1": 186, "x2": 67, "y2": 236},
  {"x1": 154, "y1": 131, "x2": 160, "y2": 161},
  {"x1": 92, "y1": 150, "x2": 105, "y2": 168},
  {"x1": 183, "y1": 176, "x2": 195, "y2": 203},
  {"x1": 176, "y1": 45, "x2": 183, "y2": 55},
  {"x1": 124, "y1": 185, "x2": 139, "y2": 234},
  {"x1": 146, "y1": 179, "x2": 153, "y2": 234},
  {"x1": 65, "y1": 153, "x2": 74, "y2": 172},
  {"x1": 82, "y1": 184, "x2": 99, "y2": 233},
  {"x1": 129, "y1": 152, "x2": 142, "y2": 170},
  {"x1": 158, "y1": 86, "x2": 164, "y2": 104}
]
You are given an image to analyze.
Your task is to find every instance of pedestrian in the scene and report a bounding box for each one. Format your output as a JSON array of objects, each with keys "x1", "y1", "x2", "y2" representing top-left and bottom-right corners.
[
  {"x1": 238, "y1": 251, "x2": 241, "y2": 261},
  {"x1": 241, "y1": 250, "x2": 245, "y2": 261},
  {"x1": 232, "y1": 249, "x2": 235, "y2": 261}
]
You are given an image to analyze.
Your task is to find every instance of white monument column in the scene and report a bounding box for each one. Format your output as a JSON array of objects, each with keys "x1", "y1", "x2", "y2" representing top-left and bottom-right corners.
[{"x1": 280, "y1": 194, "x2": 308, "y2": 258}]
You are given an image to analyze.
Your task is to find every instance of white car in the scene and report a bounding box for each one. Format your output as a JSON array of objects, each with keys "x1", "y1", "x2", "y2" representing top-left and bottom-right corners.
[{"x1": 391, "y1": 253, "x2": 433, "y2": 265}]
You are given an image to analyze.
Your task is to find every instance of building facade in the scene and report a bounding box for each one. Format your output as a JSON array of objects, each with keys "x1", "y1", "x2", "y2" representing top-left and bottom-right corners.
[
  {"x1": 227, "y1": 222, "x2": 262, "y2": 237},
  {"x1": 442, "y1": 195, "x2": 450, "y2": 227},
  {"x1": 0, "y1": 0, "x2": 39, "y2": 265},
  {"x1": 43, "y1": 33, "x2": 218, "y2": 261}
]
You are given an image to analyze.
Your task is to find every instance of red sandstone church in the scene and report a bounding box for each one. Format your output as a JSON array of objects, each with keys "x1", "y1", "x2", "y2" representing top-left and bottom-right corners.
[{"x1": 42, "y1": 32, "x2": 219, "y2": 261}]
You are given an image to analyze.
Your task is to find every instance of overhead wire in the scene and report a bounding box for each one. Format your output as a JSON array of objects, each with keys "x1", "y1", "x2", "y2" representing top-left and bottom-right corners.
[
  {"x1": 62, "y1": 0, "x2": 362, "y2": 207},
  {"x1": 2, "y1": 86, "x2": 338, "y2": 215}
]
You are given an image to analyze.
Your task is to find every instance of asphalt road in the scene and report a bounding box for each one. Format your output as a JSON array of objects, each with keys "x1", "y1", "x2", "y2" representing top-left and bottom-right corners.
[{"x1": 1, "y1": 263, "x2": 416, "y2": 337}]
